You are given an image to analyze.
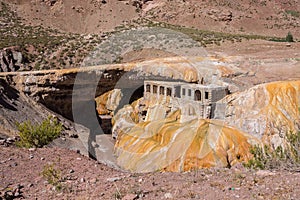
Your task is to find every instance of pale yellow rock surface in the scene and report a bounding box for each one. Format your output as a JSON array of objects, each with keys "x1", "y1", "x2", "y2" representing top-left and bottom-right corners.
[
  {"x1": 113, "y1": 106, "x2": 258, "y2": 172},
  {"x1": 133, "y1": 56, "x2": 243, "y2": 84},
  {"x1": 95, "y1": 89, "x2": 122, "y2": 115},
  {"x1": 222, "y1": 81, "x2": 300, "y2": 148},
  {"x1": 113, "y1": 81, "x2": 300, "y2": 172}
]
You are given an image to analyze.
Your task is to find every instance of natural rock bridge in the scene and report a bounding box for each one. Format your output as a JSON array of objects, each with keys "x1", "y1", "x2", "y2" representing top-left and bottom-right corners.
[
  {"x1": 0, "y1": 56, "x2": 237, "y2": 123},
  {"x1": 0, "y1": 56, "x2": 247, "y2": 168}
]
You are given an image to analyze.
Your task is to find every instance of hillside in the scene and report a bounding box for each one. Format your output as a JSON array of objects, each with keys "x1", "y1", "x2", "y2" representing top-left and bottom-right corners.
[
  {"x1": 1, "y1": 0, "x2": 299, "y2": 72},
  {"x1": 4, "y1": 0, "x2": 300, "y2": 38}
]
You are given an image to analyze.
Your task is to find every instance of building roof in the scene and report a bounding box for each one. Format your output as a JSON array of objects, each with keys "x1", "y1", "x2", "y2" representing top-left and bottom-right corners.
[{"x1": 144, "y1": 80, "x2": 227, "y2": 90}]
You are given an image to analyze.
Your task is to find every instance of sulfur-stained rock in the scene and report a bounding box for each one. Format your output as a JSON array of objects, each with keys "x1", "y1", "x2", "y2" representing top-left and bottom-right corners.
[
  {"x1": 113, "y1": 80, "x2": 300, "y2": 172},
  {"x1": 221, "y1": 81, "x2": 300, "y2": 148},
  {"x1": 133, "y1": 56, "x2": 244, "y2": 85},
  {"x1": 113, "y1": 105, "x2": 259, "y2": 172},
  {"x1": 95, "y1": 89, "x2": 122, "y2": 115}
]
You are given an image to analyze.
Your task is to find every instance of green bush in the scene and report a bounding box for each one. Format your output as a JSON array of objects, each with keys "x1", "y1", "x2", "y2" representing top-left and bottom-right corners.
[
  {"x1": 286, "y1": 31, "x2": 294, "y2": 42},
  {"x1": 16, "y1": 116, "x2": 63, "y2": 148},
  {"x1": 41, "y1": 163, "x2": 63, "y2": 191},
  {"x1": 244, "y1": 131, "x2": 300, "y2": 170},
  {"x1": 285, "y1": 10, "x2": 300, "y2": 18}
]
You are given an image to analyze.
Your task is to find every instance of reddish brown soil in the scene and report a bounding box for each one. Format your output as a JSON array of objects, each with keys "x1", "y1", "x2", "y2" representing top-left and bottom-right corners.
[
  {"x1": 4, "y1": 0, "x2": 300, "y2": 37},
  {"x1": 1, "y1": 145, "x2": 299, "y2": 200}
]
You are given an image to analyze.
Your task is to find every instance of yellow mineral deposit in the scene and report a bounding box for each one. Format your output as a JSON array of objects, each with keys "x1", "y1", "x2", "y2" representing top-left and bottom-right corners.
[
  {"x1": 113, "y1": 81, "x2": 300, "y2": 172},
  {"x1": 114, "y1": 109, "x2": 258, "y2": 172},
  {"x1": 223, "y1": 81, "x2": 300, "y2": 147},
  {"x1": 95, "y1": 89, "x2": 122, "y2": 115}
]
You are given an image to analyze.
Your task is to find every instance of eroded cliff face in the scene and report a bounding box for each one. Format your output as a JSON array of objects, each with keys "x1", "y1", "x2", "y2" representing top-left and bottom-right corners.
[
  {"x1": 113, "y1": 80, "x2": 300, "y2": 172},
  {"x1": 222, "y1": 81, "x2": 300, "y2": 149}
]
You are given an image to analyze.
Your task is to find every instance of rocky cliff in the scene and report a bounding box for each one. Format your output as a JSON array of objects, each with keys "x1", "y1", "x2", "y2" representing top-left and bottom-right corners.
[
  {"x1": 0, "y1": 77, "x2": 75, "y2": 137},
  {"x1": 0, "y1": 47, "x2": 24, "y2": 72}
]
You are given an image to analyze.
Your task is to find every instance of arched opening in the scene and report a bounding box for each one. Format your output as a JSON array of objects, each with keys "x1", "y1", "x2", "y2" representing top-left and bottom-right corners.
[
  {"x1": 195, "y1": 90, "x2": 201, "y2": 101},
  {"x1": 175, "y1": 86, "x2": 181, "y2": 98}
]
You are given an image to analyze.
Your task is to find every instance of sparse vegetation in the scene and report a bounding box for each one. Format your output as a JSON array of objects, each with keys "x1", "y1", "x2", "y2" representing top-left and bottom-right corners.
[
  {"x1": 285, "y1": 10, "x2": 300, "y2": 18},
  {"x1": 140, "y1": 19, "x2": 287, "y2": 46},
  {"x1": 0, "y1": 2, "x2": 102, "y2": 70},
  {"x1": 113, "y1": 183, "x2": 123, "y2": 200},
  {"x1": 16, "y1": 116, "x2": 63, "y2": 148},
  {"x1": 244, "y1": 131, "x2": 300, "y2": 170},
  {"x1": 286, "y1": 31, "x2": 294, "y2": 42},
  {"x1": 1, "y1": 1, "x2": 296, "y2": 69},
  {"x1": 41, "y1": 163, "x2": 63, "y2": 191}
]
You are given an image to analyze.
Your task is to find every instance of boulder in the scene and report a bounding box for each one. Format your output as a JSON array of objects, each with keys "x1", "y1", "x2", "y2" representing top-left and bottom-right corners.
[{"x1": 0, "y1": 47, "x2": 23, "y2": 72}]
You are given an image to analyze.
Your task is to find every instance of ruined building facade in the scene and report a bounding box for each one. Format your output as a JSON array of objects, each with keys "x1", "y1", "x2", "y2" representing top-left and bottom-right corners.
[{"x1": 143, "y1": 81, "x2": 228, "y2": 122}]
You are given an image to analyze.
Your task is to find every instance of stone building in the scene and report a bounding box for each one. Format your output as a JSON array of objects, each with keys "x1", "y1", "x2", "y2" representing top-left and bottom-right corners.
[{"x1": 143, "y1": 80, "x2": 228, "y2": 122}]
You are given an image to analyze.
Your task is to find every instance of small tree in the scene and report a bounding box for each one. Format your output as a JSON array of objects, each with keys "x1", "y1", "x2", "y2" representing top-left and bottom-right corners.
[
  {"x1": 16, "y1": 116, "x2": 63, "y2": 148},
  {"x1": 41, "y1": 163, "x2": 63, "y2": 191},
  {"x1": 286, "y1": 31, "x2": 294, "y2": 42}
]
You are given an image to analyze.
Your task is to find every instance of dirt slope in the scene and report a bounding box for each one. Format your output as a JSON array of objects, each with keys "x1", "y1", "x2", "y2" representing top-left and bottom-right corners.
[
  {"x1": 5, "y1": 0, "x2": 139, "y2": 34},
  {"x1": 3, "y1": 0, "x2": 300, "y2": 37},
  {"x1": 1, "y1": 145, "x2": 300, "y2": 199}
]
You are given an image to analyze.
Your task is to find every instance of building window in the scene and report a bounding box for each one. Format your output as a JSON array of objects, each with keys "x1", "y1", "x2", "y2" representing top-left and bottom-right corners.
[
  {"x1": 205, "y1": 91, "x2": 209, "y2": 99},
  {"x1": 195, "y1": 90, "x2": 201, "y2": 101},
  {"x1": 159, "y1": 86, "x2": 165, "y2": 95},
  {"x1": 188, "y1": 89, "x2": 191, "y2": 96},
  {"x1": 182, "y1": 88, "x2": 186, "y2": 96},
  {"x1": 153, "y1": 85, "x2": 158, "y2": 94},
  {"x1": 167, "y1": 88, "x2": 172, "y2": 96},
  {"x1": 175, "y1": 86, "x2": 181, "y2": 98},
  {"x1": 146, "y1": 84, "x2": 150, "y2": 92}
]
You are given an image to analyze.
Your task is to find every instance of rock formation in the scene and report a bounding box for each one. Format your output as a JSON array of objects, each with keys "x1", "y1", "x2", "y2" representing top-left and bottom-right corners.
[
  {"x1": 112, "y1": 81, "x2": 300, "y2": 172},
  {"x1": 2, "y1": 57, "x2": 298, "y2": 172},
  {"x1": 0, "y1": 47, "x2": 23, "y2": 72},
  {"x1": 95, "y1": 89, "x2": 122, "y2": 115},
  {"x1": 221, "y1": 81, "x2": 300, "y2": 149},
  {"x1": 113, "y1": 105, "x2": 259, "y2": 172},
  {"x1": 0, "y1": 56, "x2": 247, "y2": 122}
]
